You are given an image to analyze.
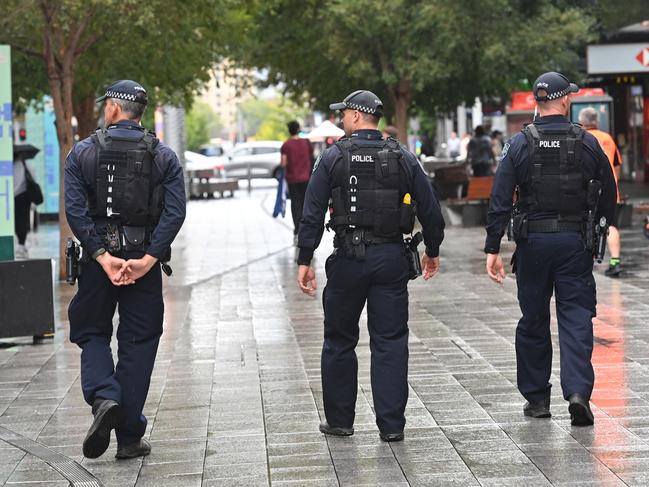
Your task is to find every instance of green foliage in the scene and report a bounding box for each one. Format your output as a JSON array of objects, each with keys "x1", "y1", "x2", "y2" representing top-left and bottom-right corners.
[
  {"x1": 1, "y1": 0, "x2": 244, "y2": 114},
  {"x1": 232, "y1": 0, "x2": 596, "y2": 130},
  {"x1": 240, "y1": 98, "x2": 309, "y2": 141},
  {"x1": 185, "y1": 101, "x2": 223, "y2": 150}
]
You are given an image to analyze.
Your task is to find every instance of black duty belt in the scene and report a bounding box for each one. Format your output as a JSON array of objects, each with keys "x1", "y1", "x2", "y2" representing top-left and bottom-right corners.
[{"x1": 526, "y1": 219, "x2": 583, "y2": 233}]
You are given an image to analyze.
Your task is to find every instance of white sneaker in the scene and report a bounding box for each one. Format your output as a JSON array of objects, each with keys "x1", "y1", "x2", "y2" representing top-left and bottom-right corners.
[{"x1": 14, "y1": 244, "x2": 28, "y2": 260}]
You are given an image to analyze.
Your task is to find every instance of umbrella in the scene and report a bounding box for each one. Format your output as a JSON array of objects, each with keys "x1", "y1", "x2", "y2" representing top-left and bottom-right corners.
[
  {"x1": 13, "y1": 144, "x2": 40, "y2": 161},
  {"x1": 303, "y1": 120, "x2": 345, "y2": 141}
]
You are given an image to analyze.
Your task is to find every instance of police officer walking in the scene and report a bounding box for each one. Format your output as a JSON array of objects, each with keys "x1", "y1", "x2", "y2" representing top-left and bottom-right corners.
[
  {"x1": 64, "y1": 80, "x2": 186, "y2": 459},
  {"x1": 297, "y1": 90, "x2": 445, "y2": 442},
  {"x1": 485, "y1": 72, "x2": 616, "y2": 426}
]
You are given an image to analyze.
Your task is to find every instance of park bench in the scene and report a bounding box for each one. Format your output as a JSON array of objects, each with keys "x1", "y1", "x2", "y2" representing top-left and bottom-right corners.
[
  {"x1": 444, "y1": 176, "x2": 494, "y2": 226},
  {"x1": 188, "y1": 169, "x2": 239, "y2": 199}
]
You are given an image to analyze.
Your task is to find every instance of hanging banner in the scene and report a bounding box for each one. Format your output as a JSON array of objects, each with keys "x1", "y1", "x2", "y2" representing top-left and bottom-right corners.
[{"x1": 0, "y1": 46, "x2": 13, "y2": 261}]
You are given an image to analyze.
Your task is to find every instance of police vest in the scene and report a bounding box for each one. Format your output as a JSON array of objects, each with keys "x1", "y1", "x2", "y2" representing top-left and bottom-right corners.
[
  {"x1": 518, "y1": 123, "x2": 588, "y2": 222},
  {"x1": 88, "y1": 128, "x2": 164, "y2": 227},
  {"x1": 328, "y1": 137, "x2": 413, "y2": 240}
]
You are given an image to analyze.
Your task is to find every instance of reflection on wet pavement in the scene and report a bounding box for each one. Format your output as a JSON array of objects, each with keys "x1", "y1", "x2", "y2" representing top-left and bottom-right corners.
[{"x1": 1, "y1": 190, "x2": 649, "y2": 486}]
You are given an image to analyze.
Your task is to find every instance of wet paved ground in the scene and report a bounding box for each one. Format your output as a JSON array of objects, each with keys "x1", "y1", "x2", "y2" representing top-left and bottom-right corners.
[{"x1": 2, "y1": 187, "x2": 649, "y2": 486}]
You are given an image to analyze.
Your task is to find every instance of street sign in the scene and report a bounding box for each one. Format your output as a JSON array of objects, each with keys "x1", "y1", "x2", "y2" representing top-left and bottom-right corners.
[
  {"x1": 588, "y1": 43, "x2": 649, "y2": 74},
  {"x1": 0, "y1": 46, "x2": 13, "y2": 261}
]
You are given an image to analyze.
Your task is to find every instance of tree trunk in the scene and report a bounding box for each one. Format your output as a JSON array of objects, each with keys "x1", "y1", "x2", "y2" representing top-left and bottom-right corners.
[
  {"x1": 391, "y1": 79, "x2": 411, "y2": 145},
  {"x1": 73, "y1": 93, "x2": 97, "y2": 140}
]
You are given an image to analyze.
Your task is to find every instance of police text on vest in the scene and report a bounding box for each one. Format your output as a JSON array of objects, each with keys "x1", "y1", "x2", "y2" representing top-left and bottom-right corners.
[
  {"x1": 351, "y1": 155, "x2": 374, "y2": 162},
  {"x1": 539, "y1": 140, "x2": 560, "y2": 148}
]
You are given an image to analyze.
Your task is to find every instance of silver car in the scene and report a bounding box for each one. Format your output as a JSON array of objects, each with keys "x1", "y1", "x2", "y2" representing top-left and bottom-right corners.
[{"x1": 224, "y1": 141, "x2": 283, "y2": 179}]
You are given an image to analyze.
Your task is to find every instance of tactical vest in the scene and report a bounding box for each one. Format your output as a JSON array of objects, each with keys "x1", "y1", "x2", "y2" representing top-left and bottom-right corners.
[
  {"x1": 518, "y1": 123, "x2": 588, "y2": 223},
  {"x1": 88, "y1": 128, "x2": 164, "y2": 228},
  {"x1": 328, "y1": 137, "x2": 413, "y2": 241}
]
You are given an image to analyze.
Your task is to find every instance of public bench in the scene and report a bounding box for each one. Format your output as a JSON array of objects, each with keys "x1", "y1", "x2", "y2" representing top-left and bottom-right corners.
[{"x1": 444, "y1": 176, "x2": 494, "y2": 226}]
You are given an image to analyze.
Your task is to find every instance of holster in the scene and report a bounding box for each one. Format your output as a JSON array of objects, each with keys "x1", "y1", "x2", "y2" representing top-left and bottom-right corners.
[{"x1": 512, "y1": 213, "x2": 528, "y2": 242}]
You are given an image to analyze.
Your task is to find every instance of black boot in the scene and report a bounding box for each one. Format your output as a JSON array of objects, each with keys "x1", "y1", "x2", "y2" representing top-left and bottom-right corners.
[
  {"x1": 568, "y1": 393, "x2": 594, "y2": 426},
  {"x1": 116, "y1": 438, "x2": 151, "y2": 459},
  {"x1": 319, "y1": 422, "x2": 354, "y2": 437},
  {"x1": 523, "y1": 397, "x2": 551, "y2": 418},
  {"x1": 82, "y1": 399, "x2": 122, "y2": 459},
  {"x1": 379, "y1": 431, "x2": 404, "y2": 442}
]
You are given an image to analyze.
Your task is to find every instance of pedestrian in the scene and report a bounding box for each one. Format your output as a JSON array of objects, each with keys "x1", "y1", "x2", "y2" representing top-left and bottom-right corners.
[
  {"x1": 579, "y1": 107, "x2": 624, "y2": 277},
  {"x1": 447, "y1": 131, "x2": 461, "y2": 158},
  {"x1": 65, "y1": 80, "x2": 186, "y2": 459},
  {"x1": 467, "y1": 125, "x2": 495, "y2": 176},
  {"x1": 459, "y1": 132, "x2": 471, "y2": 160},
  {"x1": 297, "y1": 90, "x2": 445, "y2": 442},
  {"x1": 485, "y1": 72, "x2": 616, "y2": 426},
  {"x1": 12, "y1": 154, "x2": 37, "y2": 258},
  {"x1": 281, "y1": 120, "x2": 313, "y2": 240},
  {"x1": 382, "y1": 125, "x2": 398, "y2": 139}
]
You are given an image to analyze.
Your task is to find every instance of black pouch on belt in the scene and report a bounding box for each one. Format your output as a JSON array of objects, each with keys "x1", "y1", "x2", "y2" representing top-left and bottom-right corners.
[{"x1": 121, "y1": 226, "x2": 147, "y2": 251}]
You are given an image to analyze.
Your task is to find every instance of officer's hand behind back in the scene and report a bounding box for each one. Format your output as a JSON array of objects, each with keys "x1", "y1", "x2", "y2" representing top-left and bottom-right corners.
[
  {"x1": 96, "y1": 253, "x2": 131, "y2": 286},
  {"x1": 486, "y1": 253, "x2": 505, "y2": 284},
  {"x1": 421, "y1": 255, "x2": 440, "y2": 280},
  {"x1": 297, "y1": 265, "x2": 317, "y2": 297}
]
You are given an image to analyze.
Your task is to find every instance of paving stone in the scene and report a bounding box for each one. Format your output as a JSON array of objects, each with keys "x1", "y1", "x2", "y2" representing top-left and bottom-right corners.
[{"x1": 2, "y1": 191, "x2": 649, "y2": 486}]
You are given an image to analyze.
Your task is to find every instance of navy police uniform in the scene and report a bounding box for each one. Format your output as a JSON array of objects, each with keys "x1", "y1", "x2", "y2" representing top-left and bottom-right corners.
[
  {"x1": 485, "y1": 73, "x2": 615, "y2": 421},
  {"x1": 298, "y1": 91, "x2": 445, "y2": 436},
  {"x1": 65, "y1": 80, "x2": 186, "y2": 450}
]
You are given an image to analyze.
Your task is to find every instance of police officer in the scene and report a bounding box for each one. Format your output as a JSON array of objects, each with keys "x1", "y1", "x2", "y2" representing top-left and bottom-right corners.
[
  {"x1": 485, "y1": 72, "x2": 616, "y2": 426},
  {"x1": 297, "y1": 90, "x2": 445, "y2": 442},
  {"x1": 64, "y1": 80, "x2": 186, "y2": 459}
]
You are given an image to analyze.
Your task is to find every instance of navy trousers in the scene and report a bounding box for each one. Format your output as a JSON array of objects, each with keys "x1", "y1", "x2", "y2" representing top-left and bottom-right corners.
[
  {"x1": 515, "y1": 232, "x2": 596, "y2": 403},
  {"x1": 322, "y1": 243, "x2": 410, "y2": 434},
  {"x1": 68, "y1": 252, "x2": 164, "y2": 445}
]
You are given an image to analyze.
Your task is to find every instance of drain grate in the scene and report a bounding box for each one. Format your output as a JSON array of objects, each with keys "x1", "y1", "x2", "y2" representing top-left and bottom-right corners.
[{"x1": 0, "y1": 425, "x2": 104, "y2": 487}]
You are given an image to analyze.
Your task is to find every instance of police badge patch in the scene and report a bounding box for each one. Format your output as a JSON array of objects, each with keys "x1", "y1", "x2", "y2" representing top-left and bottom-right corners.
[{"x1": 502, "y1": 142, "x2": 510, "y2": 158}]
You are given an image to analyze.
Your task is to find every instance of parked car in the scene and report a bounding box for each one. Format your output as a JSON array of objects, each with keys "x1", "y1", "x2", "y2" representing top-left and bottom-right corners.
[
  {"x1": 224, "y1": 141, "x2": 282, "y2": 179},
  {"x1": 198, "y1": 144, "x2": 227, "y2": 158},
  {"x1": 184, "y1": 150, "x2": 227, "y2": 177}
]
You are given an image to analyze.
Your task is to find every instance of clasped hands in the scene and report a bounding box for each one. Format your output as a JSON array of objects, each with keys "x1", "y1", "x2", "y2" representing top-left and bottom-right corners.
[{"x1": 96, "y1": 252, "x2": 158, "y2": 286}]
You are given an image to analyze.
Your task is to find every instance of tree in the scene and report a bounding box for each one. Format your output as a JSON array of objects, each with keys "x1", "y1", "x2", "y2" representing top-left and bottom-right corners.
[
  {"x1": 233, "y1": 0, "x2": 595, "y2": 142},
  {"x1": 240, "y1": 98, "x2": 310, "y2": 141},
  {"x1": 185, "y1": 102, "x2": 223, "y2": 151},
  {"x1": 1, "y1": 0, "x2": 238, "y2": 277}
]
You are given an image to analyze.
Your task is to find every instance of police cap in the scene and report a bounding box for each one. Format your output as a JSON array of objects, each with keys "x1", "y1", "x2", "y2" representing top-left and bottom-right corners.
[
  {"x1": 533, "y1": 72, "x2": 579, "y2": 102},
  {"x1": 329, "y1": 90, "x2": 383, "y2": 117},
  {"x1": 96, "y1": 80, "x2": 148, "y2": 105}
]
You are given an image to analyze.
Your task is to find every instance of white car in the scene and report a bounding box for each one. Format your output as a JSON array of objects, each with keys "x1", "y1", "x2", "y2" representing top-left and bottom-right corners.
[
  {"x1": 184, "y1": 150, "x2": 227, "y2": 177},
  {"x1": 225, "y1": 141, "x2": 283, "y2": 179}
]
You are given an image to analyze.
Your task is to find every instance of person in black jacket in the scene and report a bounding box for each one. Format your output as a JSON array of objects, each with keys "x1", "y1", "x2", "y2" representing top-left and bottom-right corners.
[
  {"x1": 65, "y1": 80, "x2": 186, "y2": 460},
  {"x1": 297, "y1": 90, "x2": 445, "y2": 442},
  {"x1": 485, "y1": 72, "x2": 616, "y2": 426}
]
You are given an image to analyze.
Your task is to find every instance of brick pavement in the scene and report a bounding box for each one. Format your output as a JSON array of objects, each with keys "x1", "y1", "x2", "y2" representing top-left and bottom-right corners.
[{"x1": 1, "y1": 189, "x2": 649, "y2": 486}]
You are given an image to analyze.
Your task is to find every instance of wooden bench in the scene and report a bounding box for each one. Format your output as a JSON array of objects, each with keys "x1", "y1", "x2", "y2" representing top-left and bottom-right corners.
[
  {"x1": 445, "y1": 176, "x2": 494, "y2": 226},
  {"x1": 188, "y1": 170, "x2": 239, "y2": 199}
]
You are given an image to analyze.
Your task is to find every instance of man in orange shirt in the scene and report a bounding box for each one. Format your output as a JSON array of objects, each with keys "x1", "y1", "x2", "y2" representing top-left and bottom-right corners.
[{"x1": 579, "y1": 107, "x2": 623, "y2": 277}]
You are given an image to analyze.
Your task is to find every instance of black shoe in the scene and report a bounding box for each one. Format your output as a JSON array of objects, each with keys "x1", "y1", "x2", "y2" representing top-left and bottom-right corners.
[
  {"x1": 523, "y1": 398, "x2": 551, "y2": 418},
  {"x1": 379, "y1": 431, "x2": 404, "y2": 442},
  {"x1": 605, "y1": 263, "x2": 622, "y2": 277},
  {"x1": 115, "y1": 438, "x2": 151, "y2": 459},
  {"x1": 82, "y1": 399, "x2": 122, "y2": 459},
  {"x1": 568, "y1": 393, "x2": 594, "y2": 426},
  {"x1": 319, "y1": 422, "x2": 353, "y2": 436}
]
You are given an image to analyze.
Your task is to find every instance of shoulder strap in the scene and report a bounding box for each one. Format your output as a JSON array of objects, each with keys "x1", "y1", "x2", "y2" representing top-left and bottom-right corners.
[{"x1": 92, "y1": 128, "x2": 109, "y2": 150}]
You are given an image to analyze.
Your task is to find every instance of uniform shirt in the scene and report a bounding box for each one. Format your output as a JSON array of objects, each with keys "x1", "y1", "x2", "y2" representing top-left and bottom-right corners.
[
  {"x1": 297, "y1": 129, "x2": 445, "y2": 265},
  {"x1": 64, "y1": 120, "x2": 186, "y2": 259},
  {"x1": 485, "y1": 115, "x2": 616, "y2": 254}
]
